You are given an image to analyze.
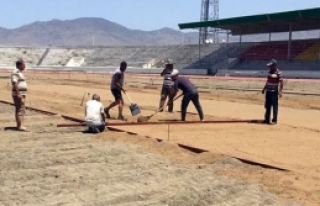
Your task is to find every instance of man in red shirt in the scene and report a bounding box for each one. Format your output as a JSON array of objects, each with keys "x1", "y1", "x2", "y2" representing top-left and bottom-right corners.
[{"x1": 262, "y1": 59, "x2": 284, "y2": 125}]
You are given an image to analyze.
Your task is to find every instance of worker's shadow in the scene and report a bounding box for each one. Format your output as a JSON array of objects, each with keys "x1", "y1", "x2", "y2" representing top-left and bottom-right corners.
[
  {"x1": 81, "y1": 129, "x2": 95, "y2": 134},
  {"x1": 157, "y1": 119, "x2": 181, "y2": 122},
  {"x1": 4, "y1": 127, "x2": 18, "y2": 131}
]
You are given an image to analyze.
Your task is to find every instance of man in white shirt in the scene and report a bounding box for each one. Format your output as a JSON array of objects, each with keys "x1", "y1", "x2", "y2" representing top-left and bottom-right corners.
[
  {"x1": 11, "y1": 59, "x2": 28, "y2": 132},
  {"x1": 85, "y1": 94, "x2": 106, "y2": 133}
]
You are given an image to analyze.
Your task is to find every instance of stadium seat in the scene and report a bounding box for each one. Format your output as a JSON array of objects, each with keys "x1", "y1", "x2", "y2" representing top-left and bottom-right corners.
[
  {"x1": 240, "y1": 40, "x2": 314, "y2": 61},
  {"x1": 295, "y1": 42, "x2": 320, "y2": 61}
]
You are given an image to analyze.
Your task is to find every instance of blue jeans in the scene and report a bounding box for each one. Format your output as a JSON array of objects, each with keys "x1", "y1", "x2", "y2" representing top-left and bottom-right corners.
[{"x1": 181, "y1": 89, "x2": 204, "y2": 121}]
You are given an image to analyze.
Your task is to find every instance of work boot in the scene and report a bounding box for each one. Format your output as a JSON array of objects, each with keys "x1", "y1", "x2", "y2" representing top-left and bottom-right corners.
[
  {"x1": 104, "y1": 107, "x2": 111, "y2": 118},
  {"x1": 117, "y1": 115, "x2": 126, "y2": 121}
]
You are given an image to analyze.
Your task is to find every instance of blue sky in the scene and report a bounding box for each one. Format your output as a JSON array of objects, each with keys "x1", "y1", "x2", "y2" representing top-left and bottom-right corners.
[{"x1": 1, "y1": 0, "x2": 320, "y2": 31}]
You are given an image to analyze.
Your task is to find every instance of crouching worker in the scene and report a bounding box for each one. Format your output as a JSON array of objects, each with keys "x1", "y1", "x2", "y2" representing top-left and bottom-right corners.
[
  {"x1": 85, "y1": 94, "x2": 106, "y2": 133},
  {"x1": 171, "y1": 69, "x2": 204, "y2": 121}
]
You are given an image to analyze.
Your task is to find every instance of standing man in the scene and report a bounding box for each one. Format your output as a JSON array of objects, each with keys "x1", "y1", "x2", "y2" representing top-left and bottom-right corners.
[
  {"x1": 85, "y1": 94, "x2": 106, "y2": 133},
  {"x1": 262, "y1": 59, "x2": 284, "y2": 125},
  {"x1": 11, "y1": 59, "x2": 28, "y2": 132},
  {"x1": 159, "y1": 59, "x2": 175, "y2": 112},
  {"x1": 104, "y1": 61, "x2": 127, "y2": 121},
  {"x1": 171, "y1": 69, "x2": 204, "y2": 121}
]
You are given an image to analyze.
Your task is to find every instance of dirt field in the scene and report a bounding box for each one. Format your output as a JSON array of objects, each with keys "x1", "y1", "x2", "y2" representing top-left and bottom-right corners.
[{"x1": 1, "y1": 70, "x2": 320, "y2": 205}]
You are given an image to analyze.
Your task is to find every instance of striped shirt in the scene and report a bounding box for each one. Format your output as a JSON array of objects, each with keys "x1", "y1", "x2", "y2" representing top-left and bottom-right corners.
[
  {"x1": 110, "y1": 68, "x2": 124, "y2": 90},
  {"x1": 162, "y1": 68, "x2": 173, "y2": 87},
  {"x1": 265, "y1": 68, "x2": 283, "y2": 92},
  {"x1": 11, "y1": 68, "x2": 27, "y2": 96}
]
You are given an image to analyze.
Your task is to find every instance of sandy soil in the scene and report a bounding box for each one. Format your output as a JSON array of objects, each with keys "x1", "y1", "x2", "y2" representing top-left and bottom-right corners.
[
  {"x1": 0, "y1": 103, "x2": 302, "y2": 206},
  {"x1": 1, "y1": 71, "x2": 320, "y2": 205}
]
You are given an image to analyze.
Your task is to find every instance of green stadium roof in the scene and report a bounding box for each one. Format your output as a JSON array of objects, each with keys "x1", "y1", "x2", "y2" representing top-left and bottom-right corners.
[{"x1": 178, "y1": 7, "x2": 320, "y2": 35}]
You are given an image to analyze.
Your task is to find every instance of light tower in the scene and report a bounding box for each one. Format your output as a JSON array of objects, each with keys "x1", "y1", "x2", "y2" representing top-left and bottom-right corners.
[{"x1": 199, "y1": 0, "x2": 219, "y2": 44}]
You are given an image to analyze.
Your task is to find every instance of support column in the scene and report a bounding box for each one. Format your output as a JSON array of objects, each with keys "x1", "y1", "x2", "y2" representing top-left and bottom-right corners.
[
  {"x1": 198, "y1": 30, "x2": 201, "y2": 61},
  {"x1": 239, "y1": 27, "x2": 242, "y2": 48},
  {"x1": 227, "y1": 31, "x2": 230, "y2": 44},
  {"x1": 269, "y1": 32, "x2": 271, "y2": 42},
  {"x1": 287, "y1": 22, "x2": 292, "y2": 61}
]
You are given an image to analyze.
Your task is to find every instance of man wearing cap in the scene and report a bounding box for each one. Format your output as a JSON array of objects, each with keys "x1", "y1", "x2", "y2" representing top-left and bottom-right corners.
[
  {"x1": 262, "y1": 59, "x2": 284, "y2": 125},
  {"x1": 104, "y1": 61, "x2": 127, "y2": 121},
  {"x1": 85, "y1": 94, "x2": 106, "y2": 133},
  {"x1": 170, "y1": 69, "x2": 204, "y2": 121},
  {"x1": 159, "y1": 59, "x2": 175, "y2": 112}
]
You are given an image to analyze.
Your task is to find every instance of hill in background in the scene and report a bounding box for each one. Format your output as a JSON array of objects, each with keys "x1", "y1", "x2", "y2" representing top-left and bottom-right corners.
[{"x1": 0, "y1": 17, "x2": 319, "y2": 47}]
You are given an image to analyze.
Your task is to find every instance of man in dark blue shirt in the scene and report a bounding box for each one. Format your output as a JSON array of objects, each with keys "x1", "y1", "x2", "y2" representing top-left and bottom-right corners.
[{"x1": 171, "y1": 69, "x2": 204, "y2": 121}]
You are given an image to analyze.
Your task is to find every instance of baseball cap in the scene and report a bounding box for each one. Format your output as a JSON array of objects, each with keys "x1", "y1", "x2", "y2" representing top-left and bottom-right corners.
[
  {"x1": 170, "y1": 69, "x2": 179, "y2": 77},
  {"x1": 164, "y1": 59, "x2": 174, "y2": 65},
  {"x1": 267, "y1": 59, "x2": 277, "y2": 66}
]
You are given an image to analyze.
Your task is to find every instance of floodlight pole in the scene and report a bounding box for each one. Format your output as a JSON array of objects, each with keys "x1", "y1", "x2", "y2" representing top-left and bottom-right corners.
[{"x1": 199, "y1": 0, "x2": 219, "y2": 44}]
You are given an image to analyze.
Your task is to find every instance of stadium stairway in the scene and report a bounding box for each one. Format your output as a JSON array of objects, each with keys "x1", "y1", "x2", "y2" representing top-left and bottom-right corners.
[{"x1": 36, "y1": 48, "x2": 50, "y2": 66}]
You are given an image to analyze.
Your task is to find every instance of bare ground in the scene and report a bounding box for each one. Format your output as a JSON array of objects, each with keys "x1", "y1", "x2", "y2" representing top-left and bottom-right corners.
[{"x1": 1, "y1": 71, "x2": 320, "y2": 205}]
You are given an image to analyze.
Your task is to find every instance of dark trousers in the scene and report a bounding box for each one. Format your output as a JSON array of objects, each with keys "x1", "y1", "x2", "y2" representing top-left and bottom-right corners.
[
  {"x1": 181, "y1": 89, "x2": 204, "y2": 121},
  {"x1": 264, "y1": 91, "x2": 279, "y2": 123},
  {"x1": 87, "y1": 120, "x2": 105, "y2": 133},
  {"x1": 159, "y1": 85, "x2": 174, "y2": 112}
]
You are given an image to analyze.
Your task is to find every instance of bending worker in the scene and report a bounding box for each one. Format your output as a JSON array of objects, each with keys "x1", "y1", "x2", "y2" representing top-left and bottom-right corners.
[
  {"x1": 85, "y1": 94, "x2": 106, "y2": 133},
  {"x1": 170, "y1": 69, "x2": 204, "y2": 121},
  {"x1": 159, "y1": 59, "x2": 174, "y2": 113}
]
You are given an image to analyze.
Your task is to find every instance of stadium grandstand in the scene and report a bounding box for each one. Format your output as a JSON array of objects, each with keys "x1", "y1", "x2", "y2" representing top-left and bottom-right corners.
[
  {"x1": 1, "y1": 8, "x2": 320, "y2": 78},
  {"x1": 178, "y1": 7, "x2": 320, "y2": 78}
]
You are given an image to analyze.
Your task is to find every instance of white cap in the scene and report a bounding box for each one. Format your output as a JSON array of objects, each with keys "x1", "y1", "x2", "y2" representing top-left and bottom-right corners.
[{"x1": 170, "y1": 69, "x2": 179, "y2": 77}]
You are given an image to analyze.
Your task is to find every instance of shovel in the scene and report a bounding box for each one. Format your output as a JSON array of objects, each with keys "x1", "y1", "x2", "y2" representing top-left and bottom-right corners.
[
  {"x1": 124, "y1": 92, "x2": 141, "y2": 116},
  {"x1": 137, "y1": 93, "x2": 183, "y2": 122}
]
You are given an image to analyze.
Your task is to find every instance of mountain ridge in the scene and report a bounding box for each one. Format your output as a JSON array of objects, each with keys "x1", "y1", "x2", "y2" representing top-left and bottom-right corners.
[{"x1": 0, "y1": 17, "x2": 319, "y2": 47}]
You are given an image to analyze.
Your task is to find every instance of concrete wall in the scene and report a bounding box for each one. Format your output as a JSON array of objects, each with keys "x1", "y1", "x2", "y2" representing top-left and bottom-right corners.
[
  {"x1": 0, "y1": 65, "x2": 208, "y2": 75},
  {"x1": 0, "y1": 47, "x2": 46, "y2": 66},
  {"x1": 216, "y1": 69, "x2": 320, "y2": 79}
]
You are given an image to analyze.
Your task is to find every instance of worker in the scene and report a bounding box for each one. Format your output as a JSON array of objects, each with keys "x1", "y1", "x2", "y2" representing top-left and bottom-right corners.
[
  {"x1": 85, "y1": 94, "x2": 106, "y2": 133},
  {"x1": 262, "y1": 59, "x2": 284, "y2": 125},
  {"x1": 159, "y1": 59, "x2": 174, "y2": 112},
  {"x1": 104, "y1": 61, "x2": 127, "y2": 120},
  {"x1": 170, "y1": 69, "x2": 204, "y2": 121},
  {"x1": 11, "y1": 59, "x2": 29, "y2": 132}
]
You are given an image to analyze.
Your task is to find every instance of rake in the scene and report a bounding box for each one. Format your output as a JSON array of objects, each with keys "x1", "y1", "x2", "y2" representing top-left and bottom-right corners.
[{"x1": 137, "y1": 93, "x2": 183, "y2": 122}]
